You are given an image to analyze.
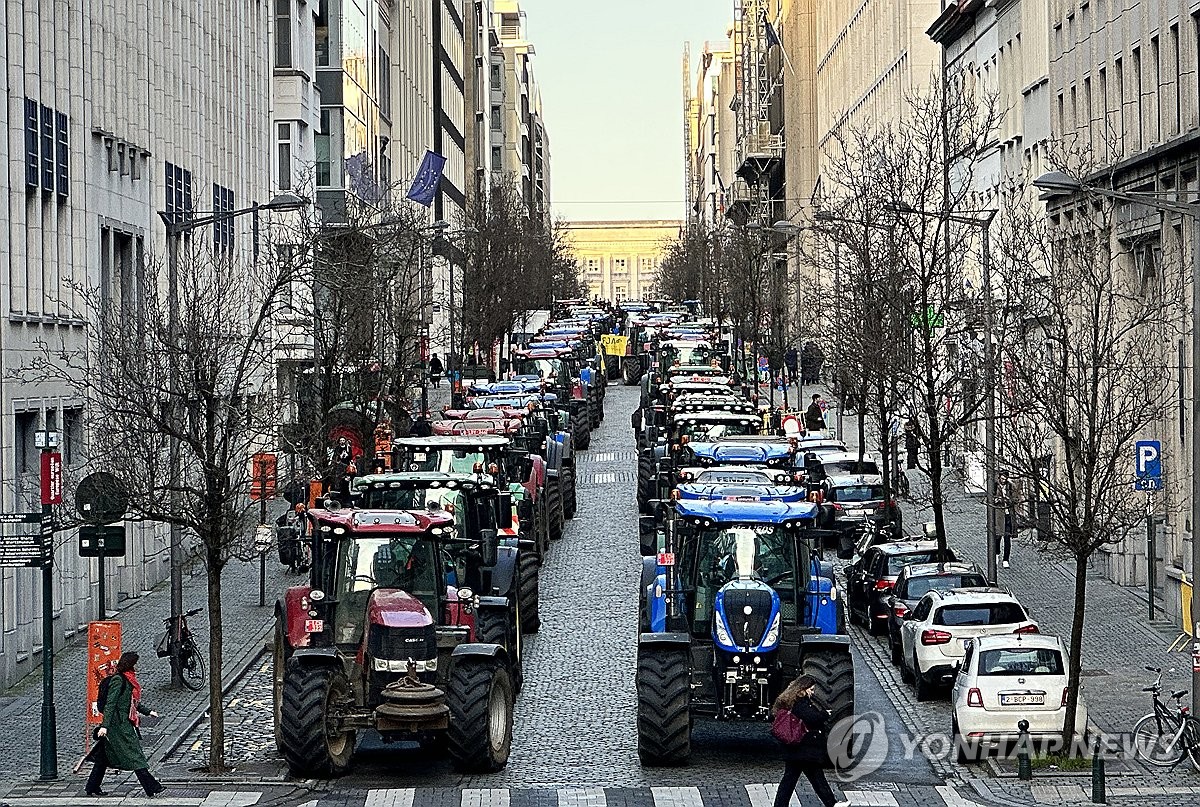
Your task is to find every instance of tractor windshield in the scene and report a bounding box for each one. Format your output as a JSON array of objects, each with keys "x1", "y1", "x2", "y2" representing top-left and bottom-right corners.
[
  {"x1": 395, "y1": 447, "x2": 490, "y2": 475},
  {"x1": 682, "y1": 523, "x2": 809, "y2": 637},
  {"x1": 358, "y1": 484, "x2": 464, "y2": 513},
  {"x1": 514, "y1": 357, "x2": 564, "y2": 381},
  {"x1": 676, "y1": 419, "x2": 759, "y2": 441},
  {"x1": 332, "y1": 533, "x2": 440, "y2": 646}
]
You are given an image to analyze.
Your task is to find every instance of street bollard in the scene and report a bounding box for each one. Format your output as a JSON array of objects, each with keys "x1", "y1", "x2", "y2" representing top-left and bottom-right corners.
[
  {"x1": 1091, "y1": 735, "x2": 1106, "y2": 804},
  {"x1": 1016, "y1": 719, "x2": 1033, "y2": 781}
]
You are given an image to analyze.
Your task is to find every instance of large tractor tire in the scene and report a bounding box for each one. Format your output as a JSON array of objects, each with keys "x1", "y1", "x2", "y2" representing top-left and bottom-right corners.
[
  {"x1": 280, "y1": 661, "x2": 357, "y2": 777},
  {"x1": 447, "y1": 658, "x2": 514, "y2": 773},
  {"x1": 562, "y1": 465, "x2": 578, "y2": 519},
  {"x1": 623, "y1": 358, "x2": 642, "y2": 386},
  {"x1": 574, "y1": 416, "x2": 592, "y2": 451},
  {"x1": 549, "y1": 483, "x2": 565, "y2": 541},
  {"x1": 802, "y1": 648, "x2": 855, "y2": 726},
  {"x1": 475, "y1": 605, "x2": 523, "y2": 694},
  {"x1": 517, "y1": 551, "x2": 541, "y2": 633},
  {"x1": 272, "y1": 617, "x2": 291, "y2": 755},
  {"x1": 636, "y1": 648, "x2": 691, "y2": 766},
  {"x1": 637, "y1": 453, "x2": 655, "y2": 514}
]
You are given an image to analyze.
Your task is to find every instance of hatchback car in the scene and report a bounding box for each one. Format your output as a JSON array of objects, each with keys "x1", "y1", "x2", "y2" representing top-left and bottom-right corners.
[
  {"x1": 886, "y1": 562, "x2": 989, "y2": 665},
  {"x1": 899, "y1": 588, "x2": 1039, "y2": 700},
  {"x1": 844, "y1": 541, "x2": 955, "y2": 635},
  {"x1": 950, "y1": 633, "x2": 1087, "y2": 761}
]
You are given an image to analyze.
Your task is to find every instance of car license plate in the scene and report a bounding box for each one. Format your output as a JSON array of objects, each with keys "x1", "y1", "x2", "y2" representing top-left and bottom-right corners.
[
  {"x1": 849, "y1": 509, "x2": 867, "y2": 518},
  {"x1": 1000, "y1": 693, "x2": 1045, "y2": 706},
  {"x1": 304, "y1": 619, "x2": 324, "y2": 633}
]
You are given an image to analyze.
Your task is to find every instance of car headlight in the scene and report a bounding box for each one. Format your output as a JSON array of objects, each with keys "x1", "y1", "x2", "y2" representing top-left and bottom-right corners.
[
  {"x1": 713, "y1": 612, "x2": 734, "y2": 646},
  {"x1": 763, "y1": 612, "x2": 781, "y2": 646}
]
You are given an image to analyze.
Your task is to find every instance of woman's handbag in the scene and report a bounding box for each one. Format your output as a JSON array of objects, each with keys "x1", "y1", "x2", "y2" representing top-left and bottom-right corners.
[
  {"x1": 85, "y1": 727, "x2": 108, "y2": 765},
  {"x1": 770, "y1": 708, "x2": 808, "y2": 745}
]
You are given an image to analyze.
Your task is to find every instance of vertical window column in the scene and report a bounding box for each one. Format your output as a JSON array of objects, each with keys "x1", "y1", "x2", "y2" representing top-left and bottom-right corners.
[{"x1": 275, "y1": 0, "x2": 293, "y2": 68}]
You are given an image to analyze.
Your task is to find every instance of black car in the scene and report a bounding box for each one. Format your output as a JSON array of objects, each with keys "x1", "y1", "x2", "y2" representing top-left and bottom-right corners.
[
  {"x1": 884, "y1": 562, "x2": 988, "y2": 664},
  {"x1": 845, "y1": 541, "x2": 956, "y2": 635}
]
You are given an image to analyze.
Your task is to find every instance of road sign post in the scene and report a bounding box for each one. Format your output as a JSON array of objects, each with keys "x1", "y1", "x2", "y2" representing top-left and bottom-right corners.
[
  {"x1": 75, "y1": 472, "x2": 130, "y2": 624},
  {"x1": 36, "y1": 431, "x2": 58, "y2": 780},
  {"x1": 1134, "y1": 440, "x2": 1163, "y2": 491}
]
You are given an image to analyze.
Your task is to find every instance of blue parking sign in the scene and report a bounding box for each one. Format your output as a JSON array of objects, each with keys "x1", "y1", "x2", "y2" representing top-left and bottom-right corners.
[{"x1": 1134, "y1": 440, "x2": 1162, "y2": 491}]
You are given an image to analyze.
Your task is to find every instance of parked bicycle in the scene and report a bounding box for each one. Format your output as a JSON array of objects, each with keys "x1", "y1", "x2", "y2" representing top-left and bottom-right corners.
[
  {"x1": 1132, "y1": 665, "x2": 1200, "y2": 770},
  {"x1": 156, "y1": 606, "x2": 206, "y2": 690}
]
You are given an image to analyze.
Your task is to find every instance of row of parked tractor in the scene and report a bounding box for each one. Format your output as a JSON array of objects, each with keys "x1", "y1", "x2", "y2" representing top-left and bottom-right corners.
[{"x1": 268, "y1": 300, "x2": 620, "y2": 778}]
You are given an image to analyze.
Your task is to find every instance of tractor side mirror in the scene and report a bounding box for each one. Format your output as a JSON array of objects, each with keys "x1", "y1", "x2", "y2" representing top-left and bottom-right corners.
[
  {"x1": 497, "y1": 492, "x2": 514, "y2": 527},
  {"x1": 479, "y1": 528, "x2": 499, "y2": 567},
  {"x1": 639, "y1": 516, "x2": 658, "y2": 556}
]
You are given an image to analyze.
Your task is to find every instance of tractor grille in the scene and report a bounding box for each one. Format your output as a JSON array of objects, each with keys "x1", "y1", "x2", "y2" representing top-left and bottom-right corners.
[
  {"x1": 368, "y1": 625, "x2": 437, "y2": 662},
  {"x1": 721, "y1": 587, "x2": 774, "y2": 648}
]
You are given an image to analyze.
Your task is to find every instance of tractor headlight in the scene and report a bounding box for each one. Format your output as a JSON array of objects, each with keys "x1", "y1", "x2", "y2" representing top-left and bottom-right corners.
[
  {"x1": 763, "y1": 612, "x2": 781, "y2": 647},
  {"x1": 713, "y1": 612, "x2": 734, "y2": 646},
  {"x1": 309, "y1": 589, "x2": 326, "y2": 602},
  {"x1": 829, "y1": 585, "x2": 839, "y2": 600}
]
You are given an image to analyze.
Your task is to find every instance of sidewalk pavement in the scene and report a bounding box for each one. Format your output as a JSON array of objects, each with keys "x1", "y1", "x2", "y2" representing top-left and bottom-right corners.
[{"x1": 0, "y1": 524, "x2": 299, "y2": 798}]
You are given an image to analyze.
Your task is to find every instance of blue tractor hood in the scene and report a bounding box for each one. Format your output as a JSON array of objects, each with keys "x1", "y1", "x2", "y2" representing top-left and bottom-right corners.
[
  {"x1": 676, "y1": 483, "x2": 809, "y2": 503},
  {"x1": 713, "y1": 579, "x2": 782, "y2": 653},
  {"x1": 673, "y1": 497, "x2": 818, "y2": 526}
]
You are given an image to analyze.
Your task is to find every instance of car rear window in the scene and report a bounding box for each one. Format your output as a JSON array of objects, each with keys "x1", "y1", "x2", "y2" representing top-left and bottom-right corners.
[
  {"x1": 934, "y1": 602, "x2": 1028, "y2": 626},
  {"x1": 886, "y1": 552, "x2": 941, "y2": 575},
  {"x1": 830, "y1": 485, "x2": 884, "y2": 503},
  {"x1": 825, "y1": 460, "x2": 881, "y2": 476},
  {"x1": 905, "y1": 574, "x2": 988, "y2": 599},
  {"x1": 978, "y1": 648, "x2": 1064, "y2": 675}
]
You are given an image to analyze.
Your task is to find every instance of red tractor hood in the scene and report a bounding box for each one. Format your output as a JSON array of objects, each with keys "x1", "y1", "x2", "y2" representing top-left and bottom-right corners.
[{"x1": 367, "y1": 589, "x2": 433, "y2": 628}]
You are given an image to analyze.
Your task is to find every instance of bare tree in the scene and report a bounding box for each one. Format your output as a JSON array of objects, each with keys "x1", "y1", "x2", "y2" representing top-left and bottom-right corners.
[
  {"x1": 26, "y1": 239, "x2": 302, "y2": 773},
  {"x1": 988, "y1": 177, "x2": 1184, "y2": 745}
]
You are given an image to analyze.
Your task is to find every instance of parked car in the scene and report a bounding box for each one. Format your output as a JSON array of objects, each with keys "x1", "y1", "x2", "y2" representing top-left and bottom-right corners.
[
  {"x1": 844, "y1": 541, "x2": 954, "y2": 635},
  {"x1": 805, "y1": 450, "x2": 881, "y2": 485},
  {"x1": 818, "y1": 474, "x2": 899, "y2": 551},
  {"x1": 950, "y1": 633, "x2": 1087, "y2": 761},
  {"x1": 886, "y1": 562, "x2": 989, "y2": 665},
  {"x1": 899, "y1": 588, "x2": 1039, "y2": 701}
]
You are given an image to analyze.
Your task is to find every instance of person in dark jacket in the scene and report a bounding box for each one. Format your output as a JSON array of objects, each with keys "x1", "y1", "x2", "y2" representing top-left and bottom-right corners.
[
  {"x1": 771, "y1": 675, "x2": 846, "y2": 807},
  {"x1": 429, "y1": 354, "x2": 444, "y2": 388},
  {"x1": 86, "y1": 651, "x2": 163, "y2": 797},
  {"x1": 804, "y1": 394, "x2": 827, "y2": 432}
]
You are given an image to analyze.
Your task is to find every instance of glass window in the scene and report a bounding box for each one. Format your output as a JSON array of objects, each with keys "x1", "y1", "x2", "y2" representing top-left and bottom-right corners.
[
  {"x1": 886, "y1": 551, "x2": 942, "y2": 575},
  {"x1": 40, "y1": 104, "x2": 54, "y2": 191},
  {"x1": 316, "y1": 110, "x2": 332, "y2": 186},
  {"x1": 315, "y1": 0, "x2": 330, "y2": 66},
  {"x1": 905, "y1": 573, "x2": 987, "y2": 599},
  {"x1": 978, "y1": 647, "x2": 1064, "y2": 675},
  {"x1": 55, "y1": 111, "x2": 68, "y2": 198},
  {"x1": 277, "y1": 122, "x2": 292, "y2": 190},
  {"x1": 275, "y1": 0, "x2": 292, "y2": 67},
  {"x1": 828, "y1": 484, "x2": 884, "y2": 502},
  {"x1": 934, "y1": 602, "x2": 1028, "y2": 627},
  {"x1": 24, "y1": 98, "x2": 38, "y2": 188}
]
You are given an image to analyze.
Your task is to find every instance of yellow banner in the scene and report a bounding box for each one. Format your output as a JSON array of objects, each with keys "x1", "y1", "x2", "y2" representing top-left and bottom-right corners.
[{"x1": 600, "y1": 334, "x2": 628, "y2": 356}]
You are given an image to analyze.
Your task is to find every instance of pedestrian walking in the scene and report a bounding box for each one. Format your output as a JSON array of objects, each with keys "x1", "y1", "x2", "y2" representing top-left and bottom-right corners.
[
  {"x1": 770, "y1": 675, "x2": 847, "y2": 807},
  {"x1": 904, "y1": 417, "x2": 921, "y2": 470},
  {"x1": 428, "y1": 353, "x2": 444, "y2": 388},
  {"x1": 785, "y1": 346, "x2": 799, "y2": 384},
  {"x1": 993, "y1": 471, "x2": 1018, "y2": 569},
  {"x1": 86, "y1": 651, "x2": 164, "y2": 797},
  {"x1": 804, "y1": 394, "x2": 827, "y2": 432}
]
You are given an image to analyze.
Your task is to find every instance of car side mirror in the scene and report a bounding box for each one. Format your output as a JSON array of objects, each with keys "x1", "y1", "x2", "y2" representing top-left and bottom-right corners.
[
  {"x1": 638, "y1": 516, "x2": 658, "y2": 556},
  {"x1": 479, "y1": 528, "x2": 499, "y2": 567}
]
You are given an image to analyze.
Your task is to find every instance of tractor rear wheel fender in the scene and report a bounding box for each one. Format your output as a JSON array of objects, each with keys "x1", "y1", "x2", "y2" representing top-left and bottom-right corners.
[
  {"x1": 447, "y1": 657, "x2": 514, "y2": 773},
  {"x1": 485, "y1": 546, "x2": 519, "y2": 597}
]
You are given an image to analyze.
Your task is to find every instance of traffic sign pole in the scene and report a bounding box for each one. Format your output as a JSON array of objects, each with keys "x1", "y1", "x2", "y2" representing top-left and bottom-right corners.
[{"x1": 38, "y1": 434, "x2": 58, "y2": 780}]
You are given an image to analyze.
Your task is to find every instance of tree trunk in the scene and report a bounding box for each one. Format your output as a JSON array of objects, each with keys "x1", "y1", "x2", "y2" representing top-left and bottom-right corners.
[
  {"x1": 926, "y1": 403, "x2": 948, "y2": 561},
  {"x1": 1061, "y1": 552, "x2": 1088, "y2": 749},
  {"x1": 206, "y1": 548, "x2": 227, "y2": 773}
]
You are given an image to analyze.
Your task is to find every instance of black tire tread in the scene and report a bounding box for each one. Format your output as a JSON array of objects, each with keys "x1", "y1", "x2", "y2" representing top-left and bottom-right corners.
[
  {"x1": 280, "y1": 662, "x2": 356, "y2": 777},
  {"x1": 802, "y1": 649, "x2": 855, "y2": 726},
  {"x1": 636, "y1": 649, "x2": 691, "y2": 766},
  {"x1": 518, "y1": 552, "x2": 541, "y2": 633},
  {"x1": 447, "y1": 659, "x2": 513, "y2": 773}
]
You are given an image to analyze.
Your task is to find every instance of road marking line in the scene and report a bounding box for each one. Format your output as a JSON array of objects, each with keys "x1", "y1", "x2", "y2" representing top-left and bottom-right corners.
[
  {"x1": 593, "y1": 472, "x2": 616, "y2": 484},
  {"x1": 366, "y1": 789, "x2": 416, "y2": 807},
  {"x1": 200, "y1": 793, "x2": 262, "y2": 807},
  {"x1": 745, "y1": 783, "x2": 801, "y2": 807},
  {"x1": 557, "y1": 788, "x2": 606, "y2": 807},
  {"x1": 651, "y1": 787, "x2": 701, "y2": 807},
  {"x1": 935, "y1": 785, "x2": 982, "y2": 807},
  {"x1": 462, "y1": 790, "x2": 510, "y2": 807},
  {"x1": 842, "y1": 792, "x2": 897, "y2": 807}
]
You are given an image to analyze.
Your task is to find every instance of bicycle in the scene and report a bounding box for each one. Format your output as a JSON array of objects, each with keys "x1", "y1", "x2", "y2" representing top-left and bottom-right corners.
[
  {"x1": 1131, "y1": 665, "x2": 1200, "y2": 770},
  {"x1": 156, "y1": 607, "x2": 206, "y2": 691}
]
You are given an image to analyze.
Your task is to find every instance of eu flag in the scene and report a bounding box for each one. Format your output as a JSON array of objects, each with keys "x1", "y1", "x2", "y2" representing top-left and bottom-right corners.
[{"x1": 406, "y1": 150, "x2": 447, "y2": 207}]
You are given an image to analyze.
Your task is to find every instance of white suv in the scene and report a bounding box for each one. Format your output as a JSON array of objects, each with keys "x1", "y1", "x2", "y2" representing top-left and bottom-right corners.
[
  {"x1": 950, "y1": 634, "x2": 1087, "y2": 761},
  {"x1": 899, "y1": 588, "x2": 1039, "y2": 701}
]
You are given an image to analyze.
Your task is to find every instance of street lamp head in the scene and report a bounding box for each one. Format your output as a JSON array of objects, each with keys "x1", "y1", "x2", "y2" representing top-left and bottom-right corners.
[
  {"x1": 1032, "y1": 170, "x2": 1084, "y2": 197},
  {"x1": 770, "y1": 220, "x2": 802, "y2": 235},
  {"x1": 265, "y1": 192, "x2": 309, "y2": 212}
]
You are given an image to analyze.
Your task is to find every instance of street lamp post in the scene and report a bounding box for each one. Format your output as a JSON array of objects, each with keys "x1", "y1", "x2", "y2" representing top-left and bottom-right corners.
[
  {"x1": 156, "y1": 192, "x2": 307, "y2": 685},
  {"x1": 1034, "y1": 169, "x2": 1200, "y2": 714}
]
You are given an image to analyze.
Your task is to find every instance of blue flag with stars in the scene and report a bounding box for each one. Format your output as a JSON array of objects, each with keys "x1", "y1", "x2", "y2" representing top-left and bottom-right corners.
[{"x1": 406, "y1": 150, "x2": 446, "y2": 207}]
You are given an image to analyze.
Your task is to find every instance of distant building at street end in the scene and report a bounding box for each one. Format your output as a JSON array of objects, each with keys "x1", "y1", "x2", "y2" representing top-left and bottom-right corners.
[{"x1": 562, "y1": 221, "x2": 683, "y2": 302}]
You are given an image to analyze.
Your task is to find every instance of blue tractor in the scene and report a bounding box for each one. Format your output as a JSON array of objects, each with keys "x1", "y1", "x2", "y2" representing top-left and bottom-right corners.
[{"x1": 636, "y1": 497, "x2": 853, "y2": 765}]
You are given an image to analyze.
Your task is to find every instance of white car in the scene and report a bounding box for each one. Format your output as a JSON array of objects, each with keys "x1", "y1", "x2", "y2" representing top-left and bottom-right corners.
[
  {"x1": 950, "y1": 633, "x2": 1088, "y2": 761},
  {"x1": 899, "y1": 587, "x2": 1039, "y2": 701}
]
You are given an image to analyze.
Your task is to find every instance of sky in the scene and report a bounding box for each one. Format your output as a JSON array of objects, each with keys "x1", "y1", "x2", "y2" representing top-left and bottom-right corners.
[{"x1": 518, "y1": 0, "x2": 732, "y2": 223}]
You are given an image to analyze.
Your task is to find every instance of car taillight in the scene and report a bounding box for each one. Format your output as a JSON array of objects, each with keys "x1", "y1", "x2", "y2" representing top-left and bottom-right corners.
[
  {"x1": 921, "y1": 629, "x2": 952, "y2": 645},
  {"x1": 967, "y1": 687, "x2": 983, "y2": 707},
  {"x1": 1014, "y1": 624, "x2": 1040, "y2": 634},
  {"x1": 874, "y1": 580, "x2": 894, "y2": 591},
  {"x1": 1062, "y1": 688, "x2": 1069, "y2": 707},
  {"x1": 831, "y1": 502, "x2": 843, "y2": 511},
  {"x1": 893, "y1": 603, "x2": 908, "y2": 617}
]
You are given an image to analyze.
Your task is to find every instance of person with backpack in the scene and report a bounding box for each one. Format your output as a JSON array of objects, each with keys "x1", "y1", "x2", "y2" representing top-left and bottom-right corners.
[
  {"x1": 86, "y1": 651, "x2": 163, "y2": 797},
  {"x1": 770, "y1": 675, "x2": 847, "y2": 807}
]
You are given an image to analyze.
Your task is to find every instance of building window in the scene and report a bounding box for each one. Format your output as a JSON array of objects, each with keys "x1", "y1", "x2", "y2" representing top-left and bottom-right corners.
[
  {"x1": 15, "y1": 412, "x2": 38, "y2": 475},
  {"x1": 63, "y1": 408, "x2": 84, "y2": 466},
  {"x1": 40, "y1": 104, "x2": 54, "y2": 192},
  {"x1": 490, "y1": 64, "x2": 501, "y2": 90},
  {"x1": 491, "y1": 145, "x2": 501, "y2": 170},
  {"x1": 212, "y1": 183, "x2": 234, "y2": 251},
  {"x1": 315, "y1": 0, "x2": 330, "y2": 66},
  {"x1": 379, "y1": 46, "x2": 391, "y2": 120},
  {"x1": 275, "y1": 0, "x2": 292, "y2": 67},
  {"x1": 316, "y1": 110, "x2": 332, "y2": 186},
  {"x1": 24, "y1": 98, "x2": 38, "y2": 189},
  {"x1": 1132, "y1": 46, "x2": 1143, "y2": 150},
  {"x1": 1151, "y1": 36, "x2": 1161, "y2": 143},
  {"x1": 1171, "y1": 24, "x2": 1182, "y2": 135},
  {"x1": 1115, "y1": 57, "x2": 1125, "y2": 148},
  {"x1": 55, "y1": 111, "x2": 68, "y2": 198},
  {"x1": 277, "y1": 122, "x2": 292, "y2": 190},
  {"x1": 276, "y1": 244, "x2": 296, "y2": 308},
  {"x1": 378, "y1": 140, "x2": 391, "y2": 189},
  {"x1": 491, "y1": 105, "x2": 501, "y2": 130}
]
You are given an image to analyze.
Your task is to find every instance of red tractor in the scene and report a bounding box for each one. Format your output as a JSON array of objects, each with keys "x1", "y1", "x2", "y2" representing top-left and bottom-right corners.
[{"x1": 273, "y1": 481, "x2": 518, "y2": 776}]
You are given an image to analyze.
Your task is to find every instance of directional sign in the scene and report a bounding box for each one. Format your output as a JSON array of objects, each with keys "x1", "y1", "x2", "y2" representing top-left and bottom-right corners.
[
  {"x1": 0, "y1": 531, "x2": 49, "y2": 567},
  {"x1": 1135, "y1": 439, "x2": 1163, "y2": 491},
  {"x1": 0, "y1": 512, "x2": 43, "y2": 524},
  {"x1": 79, "y1": 525, "x2": 127, "y2": 558}
]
